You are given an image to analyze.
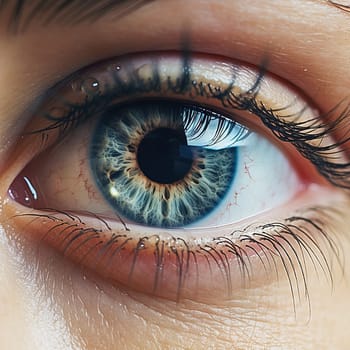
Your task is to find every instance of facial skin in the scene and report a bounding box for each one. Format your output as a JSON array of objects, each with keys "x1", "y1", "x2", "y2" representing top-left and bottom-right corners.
[{"x1": 0, "y1": 0, "x2": 349, "y2": 349}]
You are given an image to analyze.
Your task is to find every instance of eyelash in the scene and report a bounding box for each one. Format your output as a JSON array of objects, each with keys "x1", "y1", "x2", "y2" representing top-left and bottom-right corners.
[
  {"x1": 13, "y1": 50, "x2": 349, "y2": 305},
  {"x1": 33, "y1": 52, "x2": 350, "y2": 190},
  {"x1": 14, "y1": 204, "x2": 342, "y2": 309}
]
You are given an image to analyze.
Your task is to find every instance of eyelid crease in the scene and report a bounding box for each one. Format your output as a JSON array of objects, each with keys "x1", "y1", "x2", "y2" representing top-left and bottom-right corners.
[{"x1": 25, "y1": 51, "x2": 350, "y2": 191}]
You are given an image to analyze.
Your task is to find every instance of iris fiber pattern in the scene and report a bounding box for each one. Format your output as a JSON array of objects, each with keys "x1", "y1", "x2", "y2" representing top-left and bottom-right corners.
[{"x1": 91, "y1": 102, "x2": 239, "y2": 228}]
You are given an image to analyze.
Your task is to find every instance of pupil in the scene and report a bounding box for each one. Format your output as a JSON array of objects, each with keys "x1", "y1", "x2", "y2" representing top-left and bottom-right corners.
[{"x1": 137, "y1": 127, "x2": 194, "y2": 184}]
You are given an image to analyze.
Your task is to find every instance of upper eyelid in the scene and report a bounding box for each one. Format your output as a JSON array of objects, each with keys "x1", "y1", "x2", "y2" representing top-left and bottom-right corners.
[
  {"x1": 0, "y1": 2, "x2": 346, "y2": 138},
  {"x1": 25, "y1": 52, "x2": 350, "y2": 191}
]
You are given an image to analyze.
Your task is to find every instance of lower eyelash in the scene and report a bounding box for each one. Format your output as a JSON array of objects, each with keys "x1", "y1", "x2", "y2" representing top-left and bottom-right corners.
[{"x1": 10, "y1": 205, "x2": 343, "y2": 310}]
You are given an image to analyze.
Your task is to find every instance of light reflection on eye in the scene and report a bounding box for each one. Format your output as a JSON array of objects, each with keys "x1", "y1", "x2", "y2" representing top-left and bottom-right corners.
[{"x1": 5, "y1": 52, "x2": 342, "y2": 301}]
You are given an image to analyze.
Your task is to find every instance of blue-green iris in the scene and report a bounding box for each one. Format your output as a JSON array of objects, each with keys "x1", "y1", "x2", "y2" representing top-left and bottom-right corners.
[{"x1": 90, "y1": 101, "x2": 238, "y2": 228}]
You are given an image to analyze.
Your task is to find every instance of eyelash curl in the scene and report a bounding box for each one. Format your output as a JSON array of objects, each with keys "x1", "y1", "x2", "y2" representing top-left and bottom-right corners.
[
  {"x1": 15, "y1": 50, "x2": 349, "y2": 307},
  {"x1": 33, "y1": 51, "x2": 350, "y2": 191}
]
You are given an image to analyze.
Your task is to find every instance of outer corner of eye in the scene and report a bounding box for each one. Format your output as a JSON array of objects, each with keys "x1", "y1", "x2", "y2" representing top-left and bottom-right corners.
[{"x1": 3, "y1": 51, "x2": 346, "y2": 302}]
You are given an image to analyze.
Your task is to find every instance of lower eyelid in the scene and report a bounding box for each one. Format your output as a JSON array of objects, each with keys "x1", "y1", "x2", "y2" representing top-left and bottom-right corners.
[{"x1": 3, "y1": 185, "x2": 346, "y2": 303}]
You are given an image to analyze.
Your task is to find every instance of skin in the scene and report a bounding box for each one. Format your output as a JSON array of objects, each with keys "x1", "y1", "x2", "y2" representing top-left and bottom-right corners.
[{"x1": 0, "y1": 0, "x2": 349, "y2": 349}]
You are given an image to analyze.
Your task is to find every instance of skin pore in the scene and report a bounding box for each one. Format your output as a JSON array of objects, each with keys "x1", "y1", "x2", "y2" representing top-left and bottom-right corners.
[{"x1": 0, "y1": 0, "x2": 349, "y2": 349}]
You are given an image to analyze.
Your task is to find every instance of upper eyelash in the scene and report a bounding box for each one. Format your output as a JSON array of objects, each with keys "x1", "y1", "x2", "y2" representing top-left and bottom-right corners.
[
  {"x1": 29, "y1": 51, "x2": 350, "y2": 191},
  {"x1": 248, "y1": 101, "x2": 350, "y2": 190}
]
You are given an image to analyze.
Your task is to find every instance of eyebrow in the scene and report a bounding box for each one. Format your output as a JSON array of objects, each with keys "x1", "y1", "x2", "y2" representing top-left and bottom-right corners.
[
  {"x1": 1, "y1": 0, "x2": 153, "y2": 34},
  {"x1": 328, "y1": 0, "x2": 350, "y2": 12}
]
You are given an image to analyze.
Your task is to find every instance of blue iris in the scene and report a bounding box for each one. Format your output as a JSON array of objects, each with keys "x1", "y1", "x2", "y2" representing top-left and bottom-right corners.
[{"x1": 90, "y1": 101, "x2": 240, "y2": 228}]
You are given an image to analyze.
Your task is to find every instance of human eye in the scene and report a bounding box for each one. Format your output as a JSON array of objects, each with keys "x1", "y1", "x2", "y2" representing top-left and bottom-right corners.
[
  {"x1": 4, "y1": 48, "x2": 349, "y2": 303},
  {"x1": 2, "y1": 1, "x2": 350, "y2": 348}
]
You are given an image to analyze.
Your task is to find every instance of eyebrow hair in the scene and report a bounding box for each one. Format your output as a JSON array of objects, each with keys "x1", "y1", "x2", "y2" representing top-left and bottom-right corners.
[
  {"x1": 0, "y1": 0, "x2": 153, "y2": 34},
  {"x1": 328, "y1": 0, "x2": 350, "y2": 13}
]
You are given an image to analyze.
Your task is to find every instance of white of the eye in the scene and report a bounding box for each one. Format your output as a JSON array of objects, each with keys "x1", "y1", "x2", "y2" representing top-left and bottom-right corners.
[
  {"x1": 190, "y1": 132, "x2": 301, "y2": 228},
  {"x1": 185, "y1": 111, "x2": 250, "y2": 150}
]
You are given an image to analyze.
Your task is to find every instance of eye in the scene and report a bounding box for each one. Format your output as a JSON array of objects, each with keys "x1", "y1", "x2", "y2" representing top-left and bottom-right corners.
[
  {"x1": 5, "y1": 52, "x2": 345, "y2": 301},
  {"x1": 11, "y1": 99, "x2": 300, "y2": 229}
]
